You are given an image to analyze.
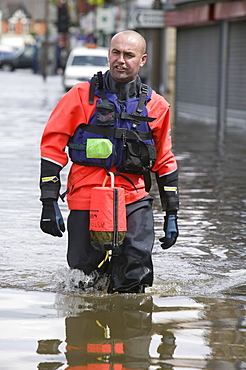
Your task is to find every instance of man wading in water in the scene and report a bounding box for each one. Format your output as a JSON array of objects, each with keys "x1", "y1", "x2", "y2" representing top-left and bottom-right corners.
[{"x1": 39, "y1": 30, "x2": 179, "y2": 293}]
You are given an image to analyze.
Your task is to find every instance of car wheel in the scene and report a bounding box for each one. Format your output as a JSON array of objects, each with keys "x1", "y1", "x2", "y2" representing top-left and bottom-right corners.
[{"x1": 1, "y1": 63, "x2": 14, "y2": 72}]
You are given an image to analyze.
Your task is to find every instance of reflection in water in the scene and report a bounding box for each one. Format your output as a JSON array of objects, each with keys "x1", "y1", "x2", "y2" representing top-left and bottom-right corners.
[
  {"x1": 37, "y1": 339, "x2": 62, "y2": 355},
  {"x1": 34, "y1": 293, "x2": 245, "y2": 370},
  {"x1": 61, "y1": 294, "x2": 153, "y2": 370},
  {"x1": 204, "y1": 298, "x2": 246, "y2": 370},
  {"x1": 65, "y1": 299, "x2": 151, "y2": 369},
  {"x1": 38, "y1": 363, "x2": 63, "y2": 370}
]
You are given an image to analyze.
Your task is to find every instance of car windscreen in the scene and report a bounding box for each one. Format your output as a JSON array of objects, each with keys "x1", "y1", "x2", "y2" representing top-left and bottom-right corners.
[{"x1": 71, "y1": 55, "x2": 108, "y2": 67}]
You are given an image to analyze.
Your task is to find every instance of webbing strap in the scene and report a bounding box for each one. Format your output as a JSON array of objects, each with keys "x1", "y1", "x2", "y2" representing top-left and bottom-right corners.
[
  {"x1": 137, "y1": 84, "x2": 149, "y2": 113},
  {"x1": 89, "y1": 71, "x2": 107, "y2": 104},
  {"x1": 113, "y1": 188, "x2": 119, "y2": 254},
  {"x1": 79, "y1": 123, "x2": 153, "y2": 141},
  {"x1": 98, "y1": 71, "x2": 107, "y2": 102},
  {"x1": 115, "y1": 111, "x2": 156, "y2": 123},
  {"x1": 144, "y1": 171, "x2": 152, "y2": 192},
  {"x1": 89, "y1": 75, "x2": 97, "y2": 104}
]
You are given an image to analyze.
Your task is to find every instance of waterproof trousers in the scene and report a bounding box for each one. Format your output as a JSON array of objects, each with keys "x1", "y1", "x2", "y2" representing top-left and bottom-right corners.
[{"x1": 67, "y1": 195, "x2": 154, "y2": 293}]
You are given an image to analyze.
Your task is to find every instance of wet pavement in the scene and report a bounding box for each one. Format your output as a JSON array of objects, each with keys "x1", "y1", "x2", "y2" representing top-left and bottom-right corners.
[{"x1": 0, "y1": 70, "x2": 245, "y2": 369}]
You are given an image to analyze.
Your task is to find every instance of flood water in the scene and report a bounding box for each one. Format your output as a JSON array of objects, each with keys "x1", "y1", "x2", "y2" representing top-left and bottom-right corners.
[{"x1": 0, "y1": 71, "x2": 245, "y2": 370}]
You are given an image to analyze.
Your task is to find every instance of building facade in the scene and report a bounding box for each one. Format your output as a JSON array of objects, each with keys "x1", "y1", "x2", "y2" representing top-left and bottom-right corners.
[{"x1": 165, "y1": 0, "x2": 246, "y2": 128}]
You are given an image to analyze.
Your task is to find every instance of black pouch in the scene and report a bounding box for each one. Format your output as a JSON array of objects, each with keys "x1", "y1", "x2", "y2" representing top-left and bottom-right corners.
[
  {"x1": 96, "y1": 101, "x2": 115, "y2": 126},
  {"x1": 121, "y1": 141, "x2": 156, "y2": 174}
]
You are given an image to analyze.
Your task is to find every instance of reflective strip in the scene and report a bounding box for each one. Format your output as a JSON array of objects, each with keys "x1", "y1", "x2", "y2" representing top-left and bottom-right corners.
[
  {"x1": 41, "y1": 157, "x2": 63, "y2": 167},
  {"x1": 114, "y1": 342, "x2": 124, "y2": 354},
  {"x1": 65, "y1": 365, "x2": 112, "y2": 370},
  {"x1": 87, "y1": 343, "x2": 112, "y2": 353},
  {"x1": 164, "y1": 186, "x2": 177, "y2": 193},
  {"x1": 42, "y1": 176, "x2": 59, "y2": 183},
  {"x1": 66, "y1": 344, "x2": 84, "y2": 350},
  {"x1": 86, "y1": 342, "x2": 124, "y2": 355}
]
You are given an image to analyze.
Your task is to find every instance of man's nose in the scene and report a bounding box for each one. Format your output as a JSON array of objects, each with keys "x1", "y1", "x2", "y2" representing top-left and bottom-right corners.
[{"x1": 117, "y1": 53, "x2": 125, "y2": 63}]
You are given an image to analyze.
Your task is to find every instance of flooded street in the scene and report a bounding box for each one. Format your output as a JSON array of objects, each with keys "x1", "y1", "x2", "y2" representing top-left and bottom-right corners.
[{"x1": 0, "y1": 70, "x2": 245, "y2": 369}]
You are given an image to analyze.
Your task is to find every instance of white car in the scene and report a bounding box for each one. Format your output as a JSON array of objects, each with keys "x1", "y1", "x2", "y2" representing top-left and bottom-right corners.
[{"x1": 63, "y1": 45, "x2": 109, "y2": 91}]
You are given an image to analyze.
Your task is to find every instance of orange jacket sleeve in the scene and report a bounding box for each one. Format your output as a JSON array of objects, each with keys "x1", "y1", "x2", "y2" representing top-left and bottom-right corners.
[
  {"x1": 40, "y1": 82, "x2": 96, "y2": 167},
  {"x1": 147, "y1": 90, "x2": 177, "y2": 177}
]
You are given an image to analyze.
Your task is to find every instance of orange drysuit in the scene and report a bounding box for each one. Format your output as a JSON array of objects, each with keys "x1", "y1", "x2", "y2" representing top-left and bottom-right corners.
[{"x1": 40, "y1": 81, "x2": 177, "y2": 210}]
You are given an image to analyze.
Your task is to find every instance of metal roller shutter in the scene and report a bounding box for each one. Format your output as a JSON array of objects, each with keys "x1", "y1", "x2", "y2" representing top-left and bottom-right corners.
[
  {"x1": 227, "y1": 21, "x2": 246, "y2": 127},
  {"x1": 175, "y1": 25, "x2": 219, "y2": 124}
]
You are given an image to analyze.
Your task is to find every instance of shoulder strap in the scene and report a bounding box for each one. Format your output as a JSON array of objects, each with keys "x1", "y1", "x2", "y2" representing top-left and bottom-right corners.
[
  {"x1": 89, "y1": 71, "x2": 107, "y2": 104},
  {"x1": 89, "y1": 74, "x2": 97, "y2": 104},
  {"x1": 129, "y1": 83, "x2": 155, "y2": 128},
  {"x1": 97, "y1": 71, "x2": 107, "y2": 101},
  {"x1": 137, "y1": 84, "x2": 149, "y2": 113}
]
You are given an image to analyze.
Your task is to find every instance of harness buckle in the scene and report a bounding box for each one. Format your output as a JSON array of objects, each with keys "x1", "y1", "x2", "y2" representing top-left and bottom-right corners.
[{"x1": 131, "y1": 111, "x2": 143, "y2": 129}]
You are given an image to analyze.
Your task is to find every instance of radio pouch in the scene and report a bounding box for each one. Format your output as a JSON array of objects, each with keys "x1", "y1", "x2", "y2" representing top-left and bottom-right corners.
[
  {"x1": 121, "y1": 140, "x2": 156, "y2": 174},
  {"x1": 96, "y1": 100, "x2": 115, "y2": 126}
]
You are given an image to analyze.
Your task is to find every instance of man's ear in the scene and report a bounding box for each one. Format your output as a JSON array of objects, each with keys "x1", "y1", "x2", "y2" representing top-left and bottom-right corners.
[{"x1": 140, "y1": 54, "x2": 147, "y2": 67}]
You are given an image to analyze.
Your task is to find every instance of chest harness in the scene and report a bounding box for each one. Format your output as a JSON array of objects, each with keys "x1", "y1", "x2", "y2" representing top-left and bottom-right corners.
[{"x1": 68, "y1": 72, "x2": 157, "y2": 191}]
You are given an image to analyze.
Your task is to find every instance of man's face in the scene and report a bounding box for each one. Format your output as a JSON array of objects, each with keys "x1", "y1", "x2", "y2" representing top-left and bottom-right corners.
[{"x1": 108, "y1": 33, "x2": 147, "y2": 83}]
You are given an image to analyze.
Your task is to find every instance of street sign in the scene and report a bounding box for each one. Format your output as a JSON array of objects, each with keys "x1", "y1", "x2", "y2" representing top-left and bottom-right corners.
[
  {"x1": 130, "y1": 9, "x2": 165, "y2": 28},
  {"x1": 97, "y1": 8, "x2": 115, "y2": 34}
]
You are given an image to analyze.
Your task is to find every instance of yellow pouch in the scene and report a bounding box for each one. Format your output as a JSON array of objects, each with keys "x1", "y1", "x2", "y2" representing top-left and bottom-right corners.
[{"x1": 86, "y1": 138, "x2": 113, "y2": 159}]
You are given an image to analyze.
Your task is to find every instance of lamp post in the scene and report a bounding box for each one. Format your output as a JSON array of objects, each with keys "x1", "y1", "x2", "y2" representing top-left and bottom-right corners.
[
  {"x1": 41, "y1": 0, "x2": 49, "y2": 81},
  {"x1": 0, "y1": 11, "x2": 2, "y2": 44}
]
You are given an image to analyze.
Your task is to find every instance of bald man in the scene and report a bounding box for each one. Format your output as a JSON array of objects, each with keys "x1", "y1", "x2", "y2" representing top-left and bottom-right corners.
[
  {"x1": 39, "y1": 30, "x2": 179, "y2": 293},
  {"x1": 108, "y1": 30, "x2": 147, "y2": 83}
]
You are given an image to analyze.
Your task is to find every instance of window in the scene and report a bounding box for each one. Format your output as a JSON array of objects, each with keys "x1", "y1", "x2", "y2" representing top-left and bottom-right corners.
[{"x1": 72, "y1": 55, "x2": 108, "y2": 67}]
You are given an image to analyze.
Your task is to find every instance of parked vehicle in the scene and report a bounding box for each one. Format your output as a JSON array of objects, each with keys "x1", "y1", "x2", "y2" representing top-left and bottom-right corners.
[
  {"x1": 0, "y1": 45, "x2": 36, "y2": 72},
  {"x1": 0, "y1": 45, "x2": 16, "y2": 63},
  {"x1": 0, "y1": 50, "x2": 15, "y2": 62},
  {"x1": 63, "y1": 45, "x2": 109, "y2": 91}
]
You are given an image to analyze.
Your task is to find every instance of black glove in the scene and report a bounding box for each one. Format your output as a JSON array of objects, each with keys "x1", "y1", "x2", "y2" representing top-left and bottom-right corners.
[
  {"x1": 39, "y1": 159, "x2": 65, "y2": 236},
  {"x1": 40, "y1": 200, "x2": 65, "y2": 237},
  {"x1": 156, "y1": 169, "x2": 179, "y2": 249},
  {"x1": 160, "y1": 212, "x2": 178, "y2": 250}
]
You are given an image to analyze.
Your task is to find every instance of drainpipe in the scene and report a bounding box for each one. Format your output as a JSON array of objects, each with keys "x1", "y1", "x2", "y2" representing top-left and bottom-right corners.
[
  {"x1": 217, "y1": 20, "x2": 228, "y2": 141},
  {"x1": 150, "y1": 0, "x2": 163, "y2": 93},
  {"x1": 41, "y1": 0, "x2": 49, "y2": 81},
  {"x1": 0, "y1": 11, "x2": 2, "y2": 44}
]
